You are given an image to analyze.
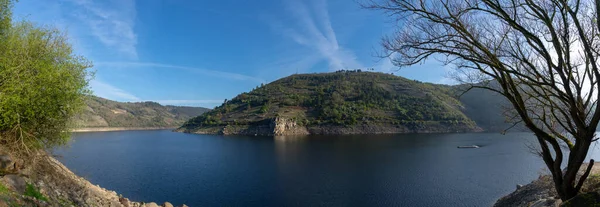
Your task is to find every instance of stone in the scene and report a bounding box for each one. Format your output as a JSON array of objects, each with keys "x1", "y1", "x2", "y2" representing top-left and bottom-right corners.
[
  {"x1": 119, "y1": 197, "x2": 130, "y2": 207},
  {"x1": 1, "y1": 175, "x2": 26, "y2": 194},
  {"x1": 529, "y1": 199, "x2": 546, "y2": 207},
  {"x1": 561, "y1": 191, "x2": 600, "y2": 207},
  {"x1": 176, "y1": 205, "x2": 188, "y2": 207},
  {"x1": 143, "y1": 202, "x2": 160, "y2": 207},
  {"x1": 0, "y1": 155, "x2": 14, "y2": 172},
  {"x1": 162, "y1": 202, "x2": 174, "y2": 207},
  {"x1": 529, "y1": 198, "x2": 562, "y2": 207},
  {"x1": 516, "y1": 184, "x2": 523, "y2": 189}
]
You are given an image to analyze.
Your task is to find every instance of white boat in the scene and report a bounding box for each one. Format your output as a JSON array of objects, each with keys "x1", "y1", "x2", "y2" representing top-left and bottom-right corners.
[{"x1": 457, "y1": 145, "x2": 480, "y2": 148}]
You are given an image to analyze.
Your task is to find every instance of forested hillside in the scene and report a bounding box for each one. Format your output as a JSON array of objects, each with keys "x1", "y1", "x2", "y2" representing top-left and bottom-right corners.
[{"x1": 179, "y1": 71, "x2": 496, "y2": 135}]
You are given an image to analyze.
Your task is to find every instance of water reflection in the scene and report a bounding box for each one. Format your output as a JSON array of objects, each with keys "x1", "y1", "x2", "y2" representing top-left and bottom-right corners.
[{"x1": 57, "y1": 131, "x2": 555, "y2": 207}]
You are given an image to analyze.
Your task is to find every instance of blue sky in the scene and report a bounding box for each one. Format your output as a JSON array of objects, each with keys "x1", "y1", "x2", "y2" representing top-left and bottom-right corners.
[{"x1": 13, "y1": 0, "x2": 451, "y2": 108}]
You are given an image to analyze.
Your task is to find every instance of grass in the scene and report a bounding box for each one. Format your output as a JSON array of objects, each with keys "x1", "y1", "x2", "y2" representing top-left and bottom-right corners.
[
  {"x1": 24, "y1": 183, "x2": 47, "y2": 202},
  {"x1": 0, "y1": 183, "x2": 9, "y2": 194},
  {"x1": 582, "y1": 174, "x2": 600, "y2": 192}
]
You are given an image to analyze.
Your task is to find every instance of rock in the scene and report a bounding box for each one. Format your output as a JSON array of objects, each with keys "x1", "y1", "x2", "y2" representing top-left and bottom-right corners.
[
  {"x1": 163, "y1": 202, "x2": 174, "y2": 207},
  {"x1": 516, "y1": 184, "x2": 523, "y2": 189},
  {"x1": 143, "y1": 202, "x2": 160, "y2": 207},
  {"x1": 561, "y1": 191, "x2": 600, "y2": 207},
  {"x1": 0, "y1": 155, "x2": 15, "y2": 172},
  {"x1": 1, "y1": 174, "x2": 26, "y2": 194},
  {"x1": 530, "y1": 199, "x2": 547, "y2": 207},
  {"x1": 530, "y1": 198, "x2": 561, "y2": 207},
  {"x1": 177, "y1": 205, "x2": 188, "y2": 207},
  {"x1": 119, "y1": 197, "x2": 130, "y2": 207}
]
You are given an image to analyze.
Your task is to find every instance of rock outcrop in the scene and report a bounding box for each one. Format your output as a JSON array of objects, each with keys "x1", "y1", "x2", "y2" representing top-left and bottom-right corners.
[{"x1": 271, "y1": 117, "x2": 309, "y2": 136}]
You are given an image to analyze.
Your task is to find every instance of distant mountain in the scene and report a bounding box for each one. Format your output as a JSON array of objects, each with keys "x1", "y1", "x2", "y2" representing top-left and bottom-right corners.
[
  {"x1": 72, "y1": 96, "x2": 210, "y2": 129},
  {"x1": 455, "y1": 84, "x2": 521, "y2": 133},
  {"x1": 178, "y1": 71, "x2": 504, "y2": 136}
]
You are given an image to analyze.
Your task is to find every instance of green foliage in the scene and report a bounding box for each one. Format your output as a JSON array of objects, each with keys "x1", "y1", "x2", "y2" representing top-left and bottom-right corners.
[
  {"x1": 181, "y1": 71, "x2": 478, "y2": 131},
  {"x1": 0, "y1": 0, "x2": 14, "y2": 38},
  {"x1": 0, "y1": 182, "x2": 8, "y2": 194},
  {"x1": 0, "y1": 1, "x2": 91, "y2": 151},
  {"x1": 24, "y1": 183, "x2": 47, "y2": 202}
]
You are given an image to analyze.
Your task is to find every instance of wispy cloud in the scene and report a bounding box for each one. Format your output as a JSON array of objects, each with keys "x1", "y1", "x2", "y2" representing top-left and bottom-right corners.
[
  {"x1": 68, "y1": 0, "x2": 138, "y2": 59},
  {"x1": 271, "y1": 0, "x2": 362, "y2": 71},
  {"x1": 96, "y1": 62, "x2": 266, "y2": 83},
  {"x1": 89, "y1": 79, "x2": 140, "y2": 101},
  {"x1": 89, "y1": 80, "x2": 225, "y2": 106}
]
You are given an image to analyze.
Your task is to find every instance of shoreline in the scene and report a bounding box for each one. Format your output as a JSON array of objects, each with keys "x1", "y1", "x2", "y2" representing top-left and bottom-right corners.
[{"x1": 71, "y1": 127, "x2": 176, "y2": 132}]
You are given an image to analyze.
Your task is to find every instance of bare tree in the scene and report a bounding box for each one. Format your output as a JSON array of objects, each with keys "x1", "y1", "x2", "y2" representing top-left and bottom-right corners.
[{"x1": 365, "y1": 0, "x2": 600, "y2": 201}]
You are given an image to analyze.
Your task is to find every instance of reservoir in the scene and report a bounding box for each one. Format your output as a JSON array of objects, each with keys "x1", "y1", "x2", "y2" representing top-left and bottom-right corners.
[{"x1": 55, "y1": 130, "x2": 593, "y2": 206}]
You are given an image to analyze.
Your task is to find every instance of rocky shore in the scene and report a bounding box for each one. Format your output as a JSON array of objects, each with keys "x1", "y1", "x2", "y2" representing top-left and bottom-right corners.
[
  {"x1": 494, "y1": 163, "x2": 600, "y2": 207},
  {"x1": 179, "y1": 117, "x2": 481, "y2": 136},
  {"x1": 0, "y1": 147, "x2": 187, "y2": 207}
]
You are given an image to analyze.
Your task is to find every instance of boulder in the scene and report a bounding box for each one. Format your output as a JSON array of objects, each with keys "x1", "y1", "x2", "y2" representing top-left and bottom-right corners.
[
  {"x1": 561, "y1": 191, "x2": 600, "y2": 207},
  {"x1": 516, "y1": 184, "x2": 523, "y2": 189},
  {"x1": 1, "y1": 174, "x2": 26, "y2": 194},
  {"x1": 143, "y1": 202, "x2": 160, "y2": 207},
  {"x1": 530, "y1": 198, "x2": 561, "y2": 207},
  {"x1": 163, "y1": 202, "x2": 174, "y2": 207},
  {"x1": 119, "y1": 197, "x2": 130, "y2": 207},
  {"x1": 177, "y1": 205, "x2": 188, "y2": 207},
  {"x1": 0, "y1": 155, "x2": 14, "y2": 172}
]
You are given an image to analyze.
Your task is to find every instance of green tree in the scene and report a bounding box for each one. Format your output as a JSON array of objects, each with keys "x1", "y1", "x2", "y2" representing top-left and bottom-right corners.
[{"x1": 0, "y1": 0, "x2": 92, "y2": 153}]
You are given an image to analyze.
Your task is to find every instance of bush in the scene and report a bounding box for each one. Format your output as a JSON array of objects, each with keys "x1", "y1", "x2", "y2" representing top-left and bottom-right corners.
[
  {"x1": 0, "y1": 182, "x2": 8, "y2": 194},
  {"x1": 0, "y1": 0, "x2": 92, "y2": 153},
  {"x1": 24, "y1": 183, "x2": 48, "y2": 202}
]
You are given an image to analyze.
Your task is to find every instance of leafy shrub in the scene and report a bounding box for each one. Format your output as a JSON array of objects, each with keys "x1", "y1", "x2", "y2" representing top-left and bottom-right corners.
[
  {"x1": 24, "y1": 183, "x2": 48, "y2": 202},
  {"x1": 0, "y1": 0, "x2": 91, "y2": 153}
]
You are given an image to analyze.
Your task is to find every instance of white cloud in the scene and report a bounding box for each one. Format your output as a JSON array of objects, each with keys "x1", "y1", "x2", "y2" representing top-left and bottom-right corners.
[
  {"x1": 68, "y1": 0, "x2": 138, "y2": 59},
  {"x1": 272, "y1": 0, "x2": 362, "y2": 71},
  {"x1": 96, "y1": 62, "x2": 265, "y2": 83},
  {"x1": 89, "y1": 79, "x2": 140, "y2": 101}
]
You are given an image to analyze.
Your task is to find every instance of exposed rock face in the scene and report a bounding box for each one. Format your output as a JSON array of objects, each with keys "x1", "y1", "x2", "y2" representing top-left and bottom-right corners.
[
  {"x1": 271, "y1": 117, "x2": 309, "y2": 136},
  {"x1": 0, "y1": 155, "x2": 15, "y2": 172},
  {"x1": 1, "y1": 174, "x2": 26, "y2": 194}
]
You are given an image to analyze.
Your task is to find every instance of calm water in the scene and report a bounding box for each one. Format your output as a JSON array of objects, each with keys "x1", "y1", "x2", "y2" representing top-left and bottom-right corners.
[{"x1": 52, "y1": 130, "x2": 600, "y2": 207}]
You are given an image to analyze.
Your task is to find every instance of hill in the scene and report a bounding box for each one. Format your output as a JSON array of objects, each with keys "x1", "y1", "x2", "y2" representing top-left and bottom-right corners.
[
  {"x1": 72, "y1": 96, "x2": 210, "y2": 130},
  {"x1": 178, "y1": 71, "x2": 494, "y2": 136},
  {"x1": 456, "y1": 85, "x2": 517, "y2": 132}
]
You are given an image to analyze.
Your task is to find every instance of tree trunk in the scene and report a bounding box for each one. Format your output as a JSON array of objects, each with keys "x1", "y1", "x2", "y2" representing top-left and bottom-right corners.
[{"x1": 543, "y1": 133, "x2": 594, "y2": 201}]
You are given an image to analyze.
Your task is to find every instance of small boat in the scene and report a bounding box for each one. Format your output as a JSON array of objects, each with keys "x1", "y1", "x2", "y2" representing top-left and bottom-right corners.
[{"x1": 457, "y1": 145, "x2": 480, "y2": 148}]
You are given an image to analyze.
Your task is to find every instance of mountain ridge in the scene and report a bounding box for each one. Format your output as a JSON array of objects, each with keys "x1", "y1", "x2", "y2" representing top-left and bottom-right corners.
[{"x1": 72, "y1": 96, "x2": 210, "y2": 130}]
